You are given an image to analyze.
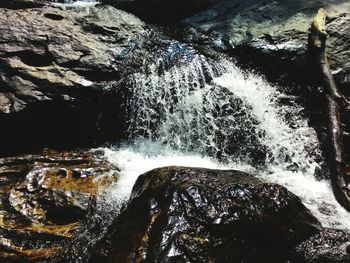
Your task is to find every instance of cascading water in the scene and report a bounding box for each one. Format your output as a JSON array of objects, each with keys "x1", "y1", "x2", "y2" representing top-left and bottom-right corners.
[
  {"x1": 127, "y1": 57, "x2": 319, "y2": 169},
  {"x1": 98, "y1": 54, "x2": 350, "y2": 233}
]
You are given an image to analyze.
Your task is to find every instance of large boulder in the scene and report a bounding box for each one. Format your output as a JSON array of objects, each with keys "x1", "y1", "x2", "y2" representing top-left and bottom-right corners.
[
  {"x1": 0, "y1": 149, "x2": 119, "y2": 262},
  {"x1": 0, "y1": 5, "x2": 143, "y2": 156},
  {"x1": 106, "y1": 0, "x2": 349, "y2": 90},
  {"x1": 92, "y1": 166, "x2": 321, "y2": 263}
]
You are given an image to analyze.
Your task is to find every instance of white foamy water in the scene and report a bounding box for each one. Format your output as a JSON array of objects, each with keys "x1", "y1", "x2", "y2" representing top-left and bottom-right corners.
[
  {"x1": 262, "y1": 168, "x2": 350, "y2": 231},
  {"x1": 101, "y1": 143, "x2": 350, "y2": 232},
  {"x1": 98, "y1": 57, "x2": 350, "y2": 232},
  {"x1": 103, "y1": 145, "x2": 225, "y2": 204},
  {"x1": 52, "y1": 0, "x2": 98, "y2": 10}
]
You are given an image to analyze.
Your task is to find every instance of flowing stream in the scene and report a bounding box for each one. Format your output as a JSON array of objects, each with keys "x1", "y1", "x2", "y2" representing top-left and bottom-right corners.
[{"x1": 60, "y1": 0, "x2": 350, "y2": 237}]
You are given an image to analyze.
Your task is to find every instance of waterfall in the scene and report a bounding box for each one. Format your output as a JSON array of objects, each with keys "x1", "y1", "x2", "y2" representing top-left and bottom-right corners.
[
  {"x1": 127, "y1": 56, "x2": 320, "y2": 170},
  {"x1": 99, "y1": 55, "x2": 350, "y2": 232}
]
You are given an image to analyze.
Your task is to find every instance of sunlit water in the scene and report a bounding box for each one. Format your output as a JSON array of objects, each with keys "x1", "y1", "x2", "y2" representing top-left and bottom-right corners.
[{"x1": 91, "y1": 56, "x2": 350, "y2": 232}]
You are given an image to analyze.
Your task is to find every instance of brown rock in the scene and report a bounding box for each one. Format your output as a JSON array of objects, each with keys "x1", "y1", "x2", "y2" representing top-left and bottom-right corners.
[{"x1": 0, "y1": 149, "x2": 119, "y2": 262}]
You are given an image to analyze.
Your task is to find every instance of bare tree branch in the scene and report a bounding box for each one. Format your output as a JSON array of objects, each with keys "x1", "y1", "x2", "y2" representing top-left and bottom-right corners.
[{"x1": 309, "y1": 8, "x2": 350, "y2": 211}]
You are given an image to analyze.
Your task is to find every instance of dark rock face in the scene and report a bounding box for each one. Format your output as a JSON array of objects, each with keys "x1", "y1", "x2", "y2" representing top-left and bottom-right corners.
[
  {"x1": 291, "y1": 229, "x2": 350, "y2": 262},
  {"x1": 0, "y1": 0, "x2": 45, "y2": 9},
  {"x1": 95, "y1": 166, "x2": 321, "y2": 263},
  {"x1": 0, "y1": 149, "x2": 118, "y2": 262},
  {"x1": 102, "y1": 0, "x2": 217, "y2": 24}
]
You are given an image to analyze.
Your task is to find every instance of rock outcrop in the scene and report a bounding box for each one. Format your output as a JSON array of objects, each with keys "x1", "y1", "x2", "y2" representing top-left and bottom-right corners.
[
  {"x1": 0, "y1": 4, "x2": 144, "y2": 156},
  {"x1": 93, "y1": 166, "x2": 321, "y2": 263},
  {"x1": 0, "y1": 149, "x2": 119, "y2": 262}
]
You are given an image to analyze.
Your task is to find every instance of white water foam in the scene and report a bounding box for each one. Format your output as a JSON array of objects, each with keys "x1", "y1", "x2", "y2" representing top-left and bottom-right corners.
[
  {"x1": 101, "y1": 141, "x2": 254, "y2": 212},
  {"x1": 52, "y1": 0, "x2": 99, "y2": 11},
  {"x1": 99, "y1": 58, "x2": 350, "y2": 232},
  {"x1": 101, "y1": 142, "x2": 350, "y2": 232},
  {"x1": 262, "y1": 168, "x2": 350, "y2": 231}
]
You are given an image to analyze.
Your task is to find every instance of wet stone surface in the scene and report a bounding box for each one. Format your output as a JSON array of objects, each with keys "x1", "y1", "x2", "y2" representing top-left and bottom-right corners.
[
  {"x1": 0, "y1": 149, "x2": 119, "y2": 262},
  {"x1": 292, "y1": 228, "x2": 350, "y2": 263},
  {"x1": 93, "y1": 166, "x2": 322, "y2": 263}
]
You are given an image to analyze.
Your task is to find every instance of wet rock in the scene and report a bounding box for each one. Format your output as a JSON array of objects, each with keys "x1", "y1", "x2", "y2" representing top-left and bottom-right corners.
[
  {"x1": 94, "y1": 166, "x2": 321, "y2": 263},
  {"x1": 181, "y1": 0, "x2": 350, "y2": 89},
  {"x1": 0, "y1": 5, "x2": 144, "y2": 156},
  {"x1": 0, "y1": 149, "x2": 118, "y2": 262},
  {"x1": 291, "y1": 228, "x2": 350, "y2": 262}
]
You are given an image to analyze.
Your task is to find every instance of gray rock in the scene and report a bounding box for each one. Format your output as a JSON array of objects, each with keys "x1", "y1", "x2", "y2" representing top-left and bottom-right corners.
[
  {"x1": 0, "y1": 5, "x2": 146, "y2": 155},
  {"x1": 102, "y1": 0, "x2": 350, "y2": 90},
  {"x1": 327, "y1": 14, "x2": 350, "y2": 92},
  {"x1": 0, "y1": 5, "x2": 145, "y2": 113}
]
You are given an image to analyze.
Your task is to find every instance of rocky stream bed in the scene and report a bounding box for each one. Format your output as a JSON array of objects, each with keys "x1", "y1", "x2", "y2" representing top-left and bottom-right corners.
[{"x1": 1, "y1": 0, "x2": 350, "y2": 262}]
